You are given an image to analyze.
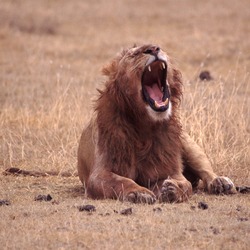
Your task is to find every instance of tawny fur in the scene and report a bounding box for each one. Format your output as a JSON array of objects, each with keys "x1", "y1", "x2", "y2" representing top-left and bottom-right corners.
[{"x1": 77, "y1": 44, "x2": 236, "y2": 203}]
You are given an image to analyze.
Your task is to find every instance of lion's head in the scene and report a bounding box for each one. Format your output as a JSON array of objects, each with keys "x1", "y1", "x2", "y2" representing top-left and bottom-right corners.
[{"x1": 99, "y1": 44, "x2": 182, "y2": 121}]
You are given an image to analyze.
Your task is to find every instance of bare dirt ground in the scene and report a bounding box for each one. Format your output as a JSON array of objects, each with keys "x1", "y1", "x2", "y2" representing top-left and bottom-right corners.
[{"x1": 0, "y1": 0, "x2": 249, "y2": 249}]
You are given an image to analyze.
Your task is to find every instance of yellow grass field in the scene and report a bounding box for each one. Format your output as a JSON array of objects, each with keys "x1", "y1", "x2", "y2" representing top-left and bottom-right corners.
[{"x1": 0, "y1": 0, "x2": 249, "y2": 249}]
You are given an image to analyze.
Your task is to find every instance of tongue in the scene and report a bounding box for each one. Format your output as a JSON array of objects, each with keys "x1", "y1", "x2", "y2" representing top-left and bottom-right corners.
[{"x1": 145, "y1": 83, "x2": 163, "y2": 102}]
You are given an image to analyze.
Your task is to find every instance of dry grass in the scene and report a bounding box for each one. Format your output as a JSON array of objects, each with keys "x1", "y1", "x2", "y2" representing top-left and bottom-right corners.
[{"x1": 0, "y1": 0, "x2": 249, "y2": 249}]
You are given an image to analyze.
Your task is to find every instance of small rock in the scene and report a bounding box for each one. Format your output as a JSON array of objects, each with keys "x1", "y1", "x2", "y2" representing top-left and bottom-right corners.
[
  {"x1": 120, "y1": 207, "x2": 133, "y2": 215},
  {"x1": 0, "y1": 200, "x2": 11, "y2": 206},
  {"x1": 210, "y1": 226, "x2": 220, "y2": 235},
  {"x1": 34, "y1": 194, "x2": 53, "y2": 202},
  {"x1": 236, "y1": 205, "x2": 242, "y2": 211},
  {"x1": 51, "y1": 200, "x2": 60, "y2": 205},
  {"x1": 10, "y1": 215, "x2": 16, "y2": 220},
  {"x1": 188, "y1": 227, "x2": 198, "y2": 232},
  {"x1": 199, "y1": 71, "x2": 213, "y2": 81},
  {"x1": 153, "y1": 207, "x2": 162, "y2": 212},
  {"x1": 198, "y1": 201, "x2": 208, "y2": 210},
  {"x1": 78, "y1": 204, "x2": 96, "y2": 212}
]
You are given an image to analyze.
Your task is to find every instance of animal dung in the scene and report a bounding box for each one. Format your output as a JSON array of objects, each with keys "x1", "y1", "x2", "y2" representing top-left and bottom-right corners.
[
  {"x1": 0, "y1": 200, "x2": 11, "y2": 206},
  {"x1": 78, "y1": 204, "x2": 96, "y2": 212},
  {"x1": 236, "y1": 186, "x2": 250, "y2": 194},
  {"x1": 120, "y1": 207, "x2": 133, "y2": 215},
  {"x1": 198, "y1": 201, "x2": 208, "y2": 210},
  {"x1": 34, "y1": 194, "x2": 53, "y2": 202},
  {"x1": 153, "y1": 207, "x2": 162, "y2": 212},
  {"x1": 199, "y1": 71, "x2": 213, "y2": 81}
]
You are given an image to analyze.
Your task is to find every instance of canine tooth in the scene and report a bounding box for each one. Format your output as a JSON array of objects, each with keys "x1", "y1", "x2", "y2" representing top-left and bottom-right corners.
[
  {"x1": 148, "y1": 66, "x2": 151, "y2": 72},
  {"x1": 164, "y1": 98, "x2": 169, "y2": 105},
  {"x1": 154, "y1": 101, "x2": 160, "y2": 108},
  {"x1": 162, "y1": 63, "x2": 165, "y2": 69}
]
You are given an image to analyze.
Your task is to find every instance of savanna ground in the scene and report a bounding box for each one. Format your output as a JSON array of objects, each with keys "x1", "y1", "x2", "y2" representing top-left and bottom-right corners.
[{"x1": 0, "y1": 0, "x2": 249, "y2": 249}]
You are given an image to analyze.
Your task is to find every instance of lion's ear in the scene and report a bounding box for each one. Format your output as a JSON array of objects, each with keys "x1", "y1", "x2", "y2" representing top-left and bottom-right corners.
[
  {"x1": 102, "y1": 48, "x2": 130, "y2": 78},
  {"x1": 102, "y1": 60, "x2": 118, "y2": 77}
]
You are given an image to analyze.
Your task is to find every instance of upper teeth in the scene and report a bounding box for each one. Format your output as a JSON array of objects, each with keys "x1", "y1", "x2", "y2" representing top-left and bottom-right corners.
[
  {"x1": 147, "y1": 63, "x2": 166, "y2": 72},
  {"x1": 164, "y1": 98, "x2": 169, "y2": 105}
]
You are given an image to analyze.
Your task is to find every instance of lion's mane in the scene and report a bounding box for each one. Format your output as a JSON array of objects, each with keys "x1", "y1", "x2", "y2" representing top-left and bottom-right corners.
[{"x1": 95, "y1": 50, "x2": 183, "y2": 185}]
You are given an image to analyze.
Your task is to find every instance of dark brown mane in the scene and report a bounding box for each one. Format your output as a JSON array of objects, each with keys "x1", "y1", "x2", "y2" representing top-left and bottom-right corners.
[{"x1": 95, "y1": 52, "x2": 183, "y2": 186}]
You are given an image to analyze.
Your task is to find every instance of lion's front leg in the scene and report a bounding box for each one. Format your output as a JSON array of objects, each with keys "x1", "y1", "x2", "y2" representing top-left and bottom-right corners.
[
  {"x1": 181, "y1": 132, "x2": 236, "y2": 194},
  {"x1": 87, "y1": 170, "x2": 156, "y2": 204}
]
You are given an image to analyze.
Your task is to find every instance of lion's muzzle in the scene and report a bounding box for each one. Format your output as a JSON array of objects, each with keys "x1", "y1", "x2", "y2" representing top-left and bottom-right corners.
[{"x1": 141, "y1": 56, "x2": 170, "y2": 112}]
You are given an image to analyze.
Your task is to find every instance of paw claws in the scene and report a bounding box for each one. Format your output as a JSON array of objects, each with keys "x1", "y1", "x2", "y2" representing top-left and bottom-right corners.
[
  {"x1": 209, "y1": 176, "x2": 236, "y2": 195},
  {"x1": 160, "y1": 179, "x2": 191, "y2": 203},
  {"x1": 127, "y1": 191, "x2": 156, "y2": 204}
]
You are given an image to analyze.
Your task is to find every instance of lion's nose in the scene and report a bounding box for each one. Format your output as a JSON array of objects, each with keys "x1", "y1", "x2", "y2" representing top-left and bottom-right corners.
[{"x1": 144, "y1": 46, "x2": 160, "y2": 56}]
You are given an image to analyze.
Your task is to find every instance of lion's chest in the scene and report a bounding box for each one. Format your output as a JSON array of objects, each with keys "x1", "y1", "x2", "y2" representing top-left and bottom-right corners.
[
  {"x1": 133, "y1": 136, "x2": 182, "y2": 185},
  {"x1": 104, "y1": 118, "x2": 182, "y2": 184}
]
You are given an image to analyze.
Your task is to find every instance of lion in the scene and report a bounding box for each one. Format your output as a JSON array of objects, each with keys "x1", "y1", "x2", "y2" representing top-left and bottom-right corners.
[{"x1": 77, "y1": 44, "x2": 236, "y2": 204}]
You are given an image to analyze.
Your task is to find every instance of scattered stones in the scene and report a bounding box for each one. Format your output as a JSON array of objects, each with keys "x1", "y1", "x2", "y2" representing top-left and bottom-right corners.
[
  {"x1": 236, "y1": 186, "x2": 250, "y2": 194},
  {"x1": 99, "y1": 213, "x2": 110, "y2": 216},
  {"x1": 0, "y1": 200, "x2": 11, "y2": 206},
  {"x1": 199, "y1": 70, "x2": 213, "y2": 81},
  {"x1": 34, "y1": 194, "x2": 53, "y2": 202},
  {"x1": 237, "y1": 217, "x2": 248, "y2": 222},
  {"x1": 120, "y1": 207, "x2": 133, "y2": 216},
  {"x1": 78, "y1": 204, "x2": 96, "y2": 212},
  {"x1": 198, "y1": 201, "x2": 208, "y2": 210}
]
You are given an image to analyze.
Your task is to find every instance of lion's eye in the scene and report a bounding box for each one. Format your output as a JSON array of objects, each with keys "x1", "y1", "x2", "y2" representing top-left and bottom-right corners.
[
  {"x1": 144, "y1": 49, "x2": 153, "y2": 54},
  {"x1": 144, "y1": 47, "x2": 160, "y2": 55}
]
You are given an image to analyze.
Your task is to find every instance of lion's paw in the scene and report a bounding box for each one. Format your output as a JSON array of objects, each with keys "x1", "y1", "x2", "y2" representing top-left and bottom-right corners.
[
  {"x1": 160, "y1": 180, "x2": 179, "y2": 203},
  {"x1": 160, "y1": 179, "x2": 192, "y2": 203},
  {"x1": 126, "y1": 190, "x2": 156, "y2": 204},
  {"x1": 208, "y1": 176, "x2": 236, "y2": 195}
]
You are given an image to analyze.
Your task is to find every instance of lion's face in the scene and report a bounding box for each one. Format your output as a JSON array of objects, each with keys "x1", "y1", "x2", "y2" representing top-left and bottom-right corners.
[{"x1": 102, "y1": 44, "x2": 180, "y2": 121}]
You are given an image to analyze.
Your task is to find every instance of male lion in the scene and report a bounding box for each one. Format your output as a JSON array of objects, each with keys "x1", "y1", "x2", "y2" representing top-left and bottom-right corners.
[{"x1": 77, "y1": 44, "x2": 235, "y2": 204}]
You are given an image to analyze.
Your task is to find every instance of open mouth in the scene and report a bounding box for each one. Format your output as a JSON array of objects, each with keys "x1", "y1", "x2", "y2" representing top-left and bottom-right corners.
[{"x1": 141, "y1": 60, "x2": 170, "y2": 112}]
